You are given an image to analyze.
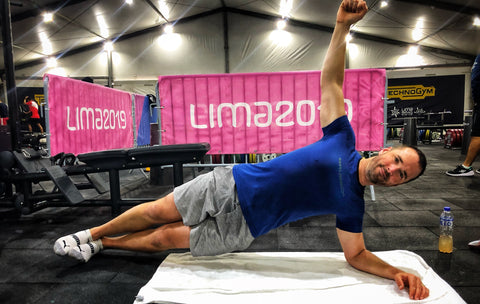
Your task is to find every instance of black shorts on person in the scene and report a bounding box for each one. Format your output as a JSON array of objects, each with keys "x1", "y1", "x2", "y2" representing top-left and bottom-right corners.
[{"x1": 471, "y1": 103, "x2": 480, "y2": 137}]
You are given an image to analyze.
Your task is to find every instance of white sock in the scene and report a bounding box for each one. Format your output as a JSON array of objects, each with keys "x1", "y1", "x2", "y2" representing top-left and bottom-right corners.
[
  {"x1": 68, "y1": 239, "x2": 103, "y2": 263},
  {"x1": 462, "y1": 164, "x2": 472, "y2": 169},
  {"x1": 53, "y1": 230, "x2": 93, "y2": 256}
]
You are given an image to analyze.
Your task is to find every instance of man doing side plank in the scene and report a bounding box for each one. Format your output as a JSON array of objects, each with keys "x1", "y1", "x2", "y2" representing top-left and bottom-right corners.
[{"x1": 54, "y1": 0, "x2": 429, "y2": 300}]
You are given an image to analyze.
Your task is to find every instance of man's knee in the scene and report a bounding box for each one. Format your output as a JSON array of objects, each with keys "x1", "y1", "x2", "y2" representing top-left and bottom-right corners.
[
  {"x1": 143, "y1": 193, "x2": 178, "y2": 223},
  {"x1": 143, "y1": 200, "x2": 166, "y2": 223},
  {"x1": 151, "y1": 224, "x2": 189, "y2": 249}
]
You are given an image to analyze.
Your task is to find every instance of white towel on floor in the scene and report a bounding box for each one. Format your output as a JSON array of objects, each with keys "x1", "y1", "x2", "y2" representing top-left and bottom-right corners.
[{"x1": 134, "y1": 250, "x2": 465, "y2": 304}]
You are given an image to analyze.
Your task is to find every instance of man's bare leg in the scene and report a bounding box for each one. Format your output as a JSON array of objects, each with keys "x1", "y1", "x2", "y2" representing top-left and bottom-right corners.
[
  {"x1": 446, "y1": 136, "x2": 480, "y2": 176},
  {"x1": 101, "y1": 221, "x2": 190, "y2": 252},
  {"x1": 463, "y1": 136, "x2": 480, "y2": 167},
  {"x1": 54, "y1": 192, "x2": 186, "y2": 261},
  {"x1": 89, "y1": 193, "x2": 181, "y2": 240}
]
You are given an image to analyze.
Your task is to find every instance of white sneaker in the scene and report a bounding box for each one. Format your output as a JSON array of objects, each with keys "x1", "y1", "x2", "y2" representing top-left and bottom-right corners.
[
  {"x1": 445, "y1": 165, "x2": 474, "y2": 177},
  {"x1": 54, "y1": 234, "x2": 82, "y2": 256},
  {"x1": 68, "y1": 240, "x2": 103, "y2": 263},
  {"x1": 468, "y1": 240, "x2": 480, "y2": 252},
  {"x1": 53, "y1": 230, "x2": 92, "y2": 256}
]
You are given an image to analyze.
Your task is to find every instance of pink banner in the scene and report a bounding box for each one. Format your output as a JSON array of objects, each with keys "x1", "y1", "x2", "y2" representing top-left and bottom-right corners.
[
  {"x1": 45, "y1": 74, "x2": 134, "y2": 155},
  {"x1": 159, "y1": 70, "x2": 385, "y2": 154}
]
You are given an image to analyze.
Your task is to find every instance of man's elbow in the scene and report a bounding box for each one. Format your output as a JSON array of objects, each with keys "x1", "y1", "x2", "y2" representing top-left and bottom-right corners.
[{"x1": 345, "y1": 248, "x2": 367, "y2": 268}]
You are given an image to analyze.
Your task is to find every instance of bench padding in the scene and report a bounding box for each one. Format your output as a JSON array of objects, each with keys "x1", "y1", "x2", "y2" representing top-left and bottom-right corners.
[{"x1": 77, "y1": 143, "x2": 210, "y2": 169}]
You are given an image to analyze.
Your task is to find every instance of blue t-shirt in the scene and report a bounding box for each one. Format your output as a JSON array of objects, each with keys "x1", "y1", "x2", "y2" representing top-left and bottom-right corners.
[{"x1": 233, "y1": 115, "x2": 365, "y2": 237}]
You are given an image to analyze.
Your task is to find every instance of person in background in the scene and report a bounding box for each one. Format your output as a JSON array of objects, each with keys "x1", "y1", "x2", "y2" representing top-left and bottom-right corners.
[
  {"x1": 25, "y1": 96, "x2": 44, "y2": 133},
  {"x1": 445, "y1": 55, "x2": 480, "y2": 252},
  {"x1": 0, "y1": 99, "x2": 8, "y2": 118},
  {"x1": 19, "y1": 97, "x2": 32, "y2": 129},
  {"x1": 446, "y1": 55, "x2": 480, "y2": 177}
]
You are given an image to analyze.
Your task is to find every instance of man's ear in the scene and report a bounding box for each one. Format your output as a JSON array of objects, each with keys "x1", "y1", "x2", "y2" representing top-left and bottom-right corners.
[{"x1": 379, "y1": 146, "x2": 393, "y2": 155}]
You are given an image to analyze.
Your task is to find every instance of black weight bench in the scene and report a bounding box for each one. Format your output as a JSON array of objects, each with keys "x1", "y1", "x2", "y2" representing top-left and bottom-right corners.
[
  {"x1": 8, "y1": 149, "x2": 90, "y2": 214},
  {"x1": 77, "y1": 143, "x2": 210, "y2": 214},
  {"x1": 3, "y1": 143, "x2": 210, "y2": 216}
]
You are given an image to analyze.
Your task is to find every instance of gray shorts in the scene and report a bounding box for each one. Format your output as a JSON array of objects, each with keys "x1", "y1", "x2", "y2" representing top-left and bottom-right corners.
[{"x1": 173, "y1": 166, "x2": 254, "y2": 256}]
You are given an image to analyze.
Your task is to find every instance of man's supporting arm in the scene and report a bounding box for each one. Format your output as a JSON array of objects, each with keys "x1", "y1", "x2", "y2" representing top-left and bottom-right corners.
[{"x1": 336, "y1": 228, "x2": 430, "y2": 300}]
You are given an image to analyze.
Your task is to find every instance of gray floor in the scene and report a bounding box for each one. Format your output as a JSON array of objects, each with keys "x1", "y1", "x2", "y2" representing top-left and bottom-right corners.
[{"x1": 0, "y1": 142, "x2": 479, "y2": 304}]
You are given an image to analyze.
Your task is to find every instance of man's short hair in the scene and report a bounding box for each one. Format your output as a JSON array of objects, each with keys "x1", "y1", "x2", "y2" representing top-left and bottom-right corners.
[{"x1": 394, "y1": 145, "x2": 427, "y2": 183}]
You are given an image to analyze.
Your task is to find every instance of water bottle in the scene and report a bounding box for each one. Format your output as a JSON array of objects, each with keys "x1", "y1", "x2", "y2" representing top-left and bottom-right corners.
[{"x1": 439, "y1": 207, "x2": 454, "y2": 253}]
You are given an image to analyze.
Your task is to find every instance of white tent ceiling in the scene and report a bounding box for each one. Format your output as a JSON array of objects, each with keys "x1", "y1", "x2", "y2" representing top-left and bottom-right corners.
[{"x1": 2, "y1": 0, "x2": 479, "y2": 73}]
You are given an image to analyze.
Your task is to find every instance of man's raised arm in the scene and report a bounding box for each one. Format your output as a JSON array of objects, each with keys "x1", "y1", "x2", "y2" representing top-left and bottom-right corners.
[{"x1": 320, "y1": 0, "x2": 368, "y2": 127}]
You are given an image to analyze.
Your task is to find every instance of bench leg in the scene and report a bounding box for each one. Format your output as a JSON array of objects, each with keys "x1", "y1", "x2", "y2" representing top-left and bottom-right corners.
[
  {"x1": 173, "y1": 163, "x2": 183, "y2": 187},
  {"x1": 109, "y1": 169, "x2": 121, "y2": 216}
]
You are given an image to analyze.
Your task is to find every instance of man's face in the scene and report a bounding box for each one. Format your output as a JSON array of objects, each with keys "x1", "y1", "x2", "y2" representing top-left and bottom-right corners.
[{"x1": 366, "y1": 147, "x2": 422, "y2": 186}]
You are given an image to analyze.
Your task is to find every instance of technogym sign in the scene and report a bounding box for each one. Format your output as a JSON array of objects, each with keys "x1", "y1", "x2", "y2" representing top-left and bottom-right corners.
[{"x1": 387, "y1": 85, "x2": 435, "y2": 100}]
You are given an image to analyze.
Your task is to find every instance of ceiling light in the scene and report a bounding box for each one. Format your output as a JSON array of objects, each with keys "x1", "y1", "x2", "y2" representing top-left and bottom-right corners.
[
  {"x1": 43, "y1": 12, "x2": 53, "y2": 23},
  {"x1": 415, "y1": 18, "x2": 424, "y2": 29},
  {"x1": 158, "y1": 33, "x2": 182, "y2": 51},
  {"x1": 412, "y1": 18, "x2": 424, "y2": 41},
  {"x1": 276, "y1": 19, "x2": 287, "y2": 30},
  {"x1": 269, "y1": 29, "x2": 292, "y2": 46},
  {"x1": 96, "y1": 15, "x2": 109, "y2": 38},
  {"x1": 39, "y1": 32, "x2": 53, "y2": 55},
  {"x1": 412, "y1": 28, "x2": 422, "y2": 41},
  {"x1": 47, "y1": 67, "x2": 66, "y2": 77},
  {"x1": 346, "y1": 33, "x2": 353, "y2": 43},
  {"x1": 164, "y1": 24, "x2": 174, "y2": 34},
  {"x1": 396, "y1": 45, "x2": 423, "y2": 67},
  {"x1": 408, "y1": 45, "x2": 419, "y2": 55},
  {"x1": 104, "y1": 41, "x2": 113, "y2": 52},
  {"x1": 347, "y1": 43, "x2": 359, "y2": 59},
  {"x1": 46, "y1": 57, "x2": 57, "y2": 68},
  {"x1": 39, "y1": 32, "x2": 49, "y2": 42},
  {"x1": 125, "y1": 0, "x2": 133, "y2": 4},
  {"x1": 380, "y1": 1, "x2": 388, "y2": 8},
  {"x1": 279, "y1": 0, "x2": 293, "y2": 19},
  {"x1": 474, "y1": 16, "x2": 480, "y2": 27},
  {"x1": 158, "y1": 0, "x2": 170, "y2": 19}
]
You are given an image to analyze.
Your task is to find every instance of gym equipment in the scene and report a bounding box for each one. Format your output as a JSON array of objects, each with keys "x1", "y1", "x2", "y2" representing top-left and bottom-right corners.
[
  {"x1": 0, "y1": 125, "x2": 12, "y2": 151},
  {"x1": 0, "y1": 143, "x2": 210, "y2": 216},
  {"x1": 261, "y1": 153, "x2": 278, "y2": 162},
  {"x1": 402, "y1": 117, "x2": 417, "y2": 146},
  {"x1": 419, "y1": 129, "x2": 433, "y2": 144},
  {"x1": 0, "y1": 150, "x2": 15, "y2": 169},
  {"x1": 444, "y1": 129, "x2": 463, "y2": 148}
]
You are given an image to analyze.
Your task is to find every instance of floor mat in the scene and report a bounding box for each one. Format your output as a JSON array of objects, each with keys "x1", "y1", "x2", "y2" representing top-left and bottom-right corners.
[{"x1": 134, "y1": 250, "x2": 465, "y2": 304}]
